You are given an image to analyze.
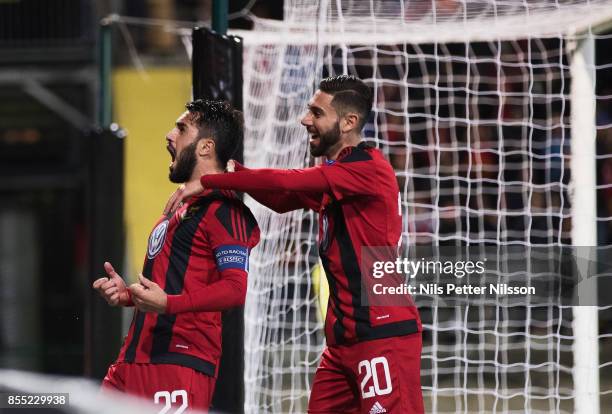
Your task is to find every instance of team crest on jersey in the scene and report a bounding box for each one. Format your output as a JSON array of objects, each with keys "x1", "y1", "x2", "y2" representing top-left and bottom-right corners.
[
  {"x1": 180, "y1": 204, "x2": 201, "y2": 221},
  {"x1": 147, "y1": 219, "x2": 169, "y2": 259}
]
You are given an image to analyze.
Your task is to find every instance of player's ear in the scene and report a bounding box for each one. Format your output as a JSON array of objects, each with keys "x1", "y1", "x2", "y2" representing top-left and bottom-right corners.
[
  {"x1": 198, "y1": 138, "x2": 215, "y2": 157},
  {"x1": 340, "y1": 112, "x2": 360, "y2": 133}
]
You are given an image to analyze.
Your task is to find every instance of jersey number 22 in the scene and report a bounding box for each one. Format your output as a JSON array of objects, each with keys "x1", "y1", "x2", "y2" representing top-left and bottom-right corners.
[{"x1": 154, "y1": 390, "x2": 188, "y2": 414}]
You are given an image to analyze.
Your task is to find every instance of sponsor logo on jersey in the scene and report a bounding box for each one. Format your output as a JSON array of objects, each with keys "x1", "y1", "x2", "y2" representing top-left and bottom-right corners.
[
  {"x1": 369, "y1": 401, "x2": 387, "y2": 414},
  {"x1": 147, "y1": 219, "x2": 169, "y2": 259}
]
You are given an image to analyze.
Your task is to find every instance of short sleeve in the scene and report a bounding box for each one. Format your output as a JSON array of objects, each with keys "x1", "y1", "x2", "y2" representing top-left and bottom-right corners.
[
  {"x1": 205, "y1": 201, "x2": 260, "y2": 272},
  {"x1": 319, "y1": 149, "x2": 379, "y2": 201}
]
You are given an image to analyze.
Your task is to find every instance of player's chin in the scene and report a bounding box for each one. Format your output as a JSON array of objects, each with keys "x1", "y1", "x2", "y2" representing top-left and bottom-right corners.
[
  {"x1": 309, "y1": 144, "x2": 324, "y2": 157},
  {"x1": 169, "y1": 162, "x2": 178, "y2": 175}
]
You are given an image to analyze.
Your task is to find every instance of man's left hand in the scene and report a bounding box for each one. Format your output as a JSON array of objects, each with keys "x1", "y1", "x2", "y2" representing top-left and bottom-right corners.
[
  {"x1": 163, "y1": 180, "x2": 204, "y2": 216},
  {"x1": 129, "y1": 275, "x2": 167, "y2": 313}
]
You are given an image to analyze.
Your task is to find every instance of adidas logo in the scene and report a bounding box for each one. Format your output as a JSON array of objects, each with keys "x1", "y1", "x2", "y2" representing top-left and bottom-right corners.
[{"x1": 369, "y1": 401, "x2": 387, "y2": 414}]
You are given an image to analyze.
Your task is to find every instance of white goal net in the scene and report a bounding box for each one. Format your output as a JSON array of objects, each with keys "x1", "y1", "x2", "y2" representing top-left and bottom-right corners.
[{"x1": 237, "y1": 1, "x2": 612, "y2": 413}]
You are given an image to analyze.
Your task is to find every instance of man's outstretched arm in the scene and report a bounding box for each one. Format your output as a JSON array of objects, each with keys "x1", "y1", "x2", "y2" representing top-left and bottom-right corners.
[
  {"x1": 164, "y1": 164, "x2": 329, "y2": 214},
  {"x1": 203, "y1": 166, "x2": 329, "y2": 193},
  {"x1": 225, "y1": 161, "x2": 323, "y2": 213}
]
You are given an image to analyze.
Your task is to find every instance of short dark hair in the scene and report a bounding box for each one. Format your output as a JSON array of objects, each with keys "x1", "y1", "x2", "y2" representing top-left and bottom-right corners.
[
  {"x1": 185, "y1": 99, "x2": 243, "y2": 168},
  {"x1": 318, "y1": 75, "x2": 373, "y2": 130}
]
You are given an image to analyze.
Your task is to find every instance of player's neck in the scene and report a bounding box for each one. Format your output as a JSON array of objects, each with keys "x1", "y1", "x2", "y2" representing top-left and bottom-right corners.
[
  {"x1": 191, "y1": 159, "x2": 223, "y2": 182},
  {"x1": 326, "y1": 134, "x2": 362, "y2": 160}
]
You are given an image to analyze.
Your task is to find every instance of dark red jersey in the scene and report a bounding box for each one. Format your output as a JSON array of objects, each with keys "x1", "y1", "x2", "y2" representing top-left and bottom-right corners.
[
  {"x1": 117, "y1": 189, "x2": 259, "y2": 376},
  {"x1": 316, "y1": 144, "x2": 420, "y2": 345},
  {"x1": 203, "y1": 143, "x2": 421, "y2": 346}
]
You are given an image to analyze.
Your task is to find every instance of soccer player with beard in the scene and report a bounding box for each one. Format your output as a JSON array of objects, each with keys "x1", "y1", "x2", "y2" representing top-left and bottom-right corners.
[
  {"x1": 165, "y1": 76, "x2": 424, "y2": 414},
  {"x1": 92, "y1": 100, "x2": 260, "y2": 412}
]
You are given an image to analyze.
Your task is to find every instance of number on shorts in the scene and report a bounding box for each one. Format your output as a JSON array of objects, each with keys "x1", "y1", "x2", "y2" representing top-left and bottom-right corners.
[
  {"x1": 358, "y1": 356, "x2": 393, "y2": 399},
  {"x1": 153, "y1": 390, "x2": 188, "y2": 414}
]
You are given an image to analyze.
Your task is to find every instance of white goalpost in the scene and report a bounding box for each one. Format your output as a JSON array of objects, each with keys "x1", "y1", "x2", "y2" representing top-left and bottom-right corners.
[
  {"x1": 570, "y1": 33, "x2": 599, "y2": 414},
  {"x1": 236, "y1": 1, "x2": 612, "y2": 413}
]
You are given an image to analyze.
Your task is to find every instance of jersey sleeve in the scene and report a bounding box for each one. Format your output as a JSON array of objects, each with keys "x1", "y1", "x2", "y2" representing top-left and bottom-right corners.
[
  {"x1": 206, "y1": 200, "x2": 259, "y2": 263},
  {"x1": 220, "y1": 162, "x2": 323, "y2": 212},
  {"x1": 201, "y1": 167, "x2": 330, "y2": 193},
  {"x1": 319, "y1": 150, "x2": 379, "y2": 201},
  {"x1": 165, "y1": 201, "x2": 260, "y2": 314},
  {"x1": 247, "y1": 190, "x2": 323, "y2": 213}
]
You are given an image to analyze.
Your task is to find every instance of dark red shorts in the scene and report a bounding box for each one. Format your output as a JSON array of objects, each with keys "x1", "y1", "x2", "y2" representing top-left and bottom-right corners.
[
  {"x1": 102, "y1": 362, "x2": 216, "y2": 412},
  {"x1": 308, "y1": 333, "x2": 424, "y2": 414}
]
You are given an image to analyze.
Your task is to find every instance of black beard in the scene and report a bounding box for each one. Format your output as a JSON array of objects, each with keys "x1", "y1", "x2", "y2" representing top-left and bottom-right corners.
[
  {"x1": 310, "y1": 121, "x2": 341, "y2": 157},
  {"x1": 169, "y1": 140, "x2": 198, "y2": 183}
]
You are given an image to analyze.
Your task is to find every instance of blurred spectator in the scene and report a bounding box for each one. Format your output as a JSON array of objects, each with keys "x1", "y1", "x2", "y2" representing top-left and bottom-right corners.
[{"x1": 597, "y1": 91, "x2": 612, "y2": 244}]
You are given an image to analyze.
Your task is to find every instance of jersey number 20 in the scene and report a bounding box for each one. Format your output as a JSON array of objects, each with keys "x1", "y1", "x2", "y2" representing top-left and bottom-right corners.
[
  {"x1": 154, "y1": 390, "x2": 188, "y2": 414},
  {"x1": 358, "y1": 357, "x2": 393, "y2": 399}
]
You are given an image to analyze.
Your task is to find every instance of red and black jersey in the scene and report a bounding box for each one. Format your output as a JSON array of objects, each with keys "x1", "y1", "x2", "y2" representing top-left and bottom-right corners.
[
  {"x1": 117, "y1": 189, "x2": 259, "y2": 376},
  {"x1": 203, "y1": 142, "x2": 421, "y2": 346},
  {"x1": 316, "y1": 144, "x2": 420, "y2": 345}
]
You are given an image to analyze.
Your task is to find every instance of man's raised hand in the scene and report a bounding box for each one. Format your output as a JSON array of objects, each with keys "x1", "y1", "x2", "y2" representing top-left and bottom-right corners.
[
  {"x1": 163, "y1": 180, "x2": 204, "y2": 216},
  {"x1": 92, "y1": 262, "x2": 130, "y2": 306},
  {"x1": 227, "y1": 159, "x2": 246, "y2": 172}
]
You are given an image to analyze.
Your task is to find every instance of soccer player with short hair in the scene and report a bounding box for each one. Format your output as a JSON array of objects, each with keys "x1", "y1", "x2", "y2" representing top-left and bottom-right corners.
[
  {"x1": 166, "y1": 76, "x2": 424, "y2": 413},
  {"x1": 93, "y1": 100, "x2": 260, "y2": 412}
]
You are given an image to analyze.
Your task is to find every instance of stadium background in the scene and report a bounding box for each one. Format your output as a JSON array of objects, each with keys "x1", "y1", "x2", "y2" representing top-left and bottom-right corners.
[{"x1": 0, "y1": 0, "x2": 611, "y2": 413}]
